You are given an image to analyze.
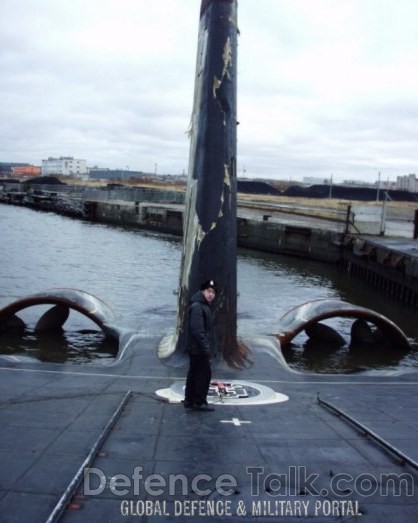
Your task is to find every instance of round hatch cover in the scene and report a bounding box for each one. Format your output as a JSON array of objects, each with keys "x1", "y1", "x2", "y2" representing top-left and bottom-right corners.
[{"x1": 156, "y1": 380, "x2": 289, "y2": 406}]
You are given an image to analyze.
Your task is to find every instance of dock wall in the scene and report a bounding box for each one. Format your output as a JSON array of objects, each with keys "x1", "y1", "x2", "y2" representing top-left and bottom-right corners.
[
  {"x1": 83, "y1": 200, "x2": 342, "y2": 263},
  {"x1": 84, "y1": 200, "x2": 184, "y2": 236},
  {"x1": 341, "y1": 237, "x2": 418, "y2": 307},
  {"x1": 237, "y1": 218, "x2": 341, "y2": 262}
]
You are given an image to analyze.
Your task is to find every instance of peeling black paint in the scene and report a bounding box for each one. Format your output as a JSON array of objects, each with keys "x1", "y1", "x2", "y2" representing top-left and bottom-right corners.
[
  {"x1": 173, "y1": 0, "x2": 249, "y2": 367},
  {"x1": 200, "y1": 0, "x2": 234, "y2": 18}
]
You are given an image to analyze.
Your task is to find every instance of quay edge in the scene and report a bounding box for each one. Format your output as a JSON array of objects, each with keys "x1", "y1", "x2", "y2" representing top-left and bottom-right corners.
[{"x1": 83, "y1": 199, "x2": 343, "y2": 264}]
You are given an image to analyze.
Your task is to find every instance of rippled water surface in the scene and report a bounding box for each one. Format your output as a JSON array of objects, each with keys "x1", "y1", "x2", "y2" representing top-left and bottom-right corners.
[{"x1": 1, "y1": 204, "x2": 417, "y2": 373}]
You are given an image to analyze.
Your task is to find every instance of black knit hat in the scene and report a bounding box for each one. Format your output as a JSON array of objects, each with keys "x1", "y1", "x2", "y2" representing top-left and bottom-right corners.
[{"x1": 200, "y1": 279, "x2": 217, "y2": 291}]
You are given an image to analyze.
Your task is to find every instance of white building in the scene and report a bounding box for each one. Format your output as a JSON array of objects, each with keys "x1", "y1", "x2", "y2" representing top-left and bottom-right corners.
[
  {"x1": 41, "y1": 157, "x2": 87, "y2": 176},
  {"x1": 396, "y1": 174, "x2": 417, "y2": 192}
]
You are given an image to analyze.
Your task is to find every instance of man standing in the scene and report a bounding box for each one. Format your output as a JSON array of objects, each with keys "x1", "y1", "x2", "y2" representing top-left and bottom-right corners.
[{"x1": 183, "y1": 280, "x2": 217, "y2": 411}]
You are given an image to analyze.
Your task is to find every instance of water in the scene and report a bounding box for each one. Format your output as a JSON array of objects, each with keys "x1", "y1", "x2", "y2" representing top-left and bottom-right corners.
[{"x1": 1, "y1": 204, "x2": 417, "y2": 373}]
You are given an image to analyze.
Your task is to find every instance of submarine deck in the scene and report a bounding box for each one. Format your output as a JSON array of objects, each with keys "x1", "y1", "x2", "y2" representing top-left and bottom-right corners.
[{"x1": 0, "y1": 336, "x2": 417, "y2": 522}]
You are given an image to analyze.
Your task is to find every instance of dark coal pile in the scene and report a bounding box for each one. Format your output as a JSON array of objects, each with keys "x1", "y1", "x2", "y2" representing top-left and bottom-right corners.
[
  {"x1": 237, "y1": 180, "x2": 281, "y2": 195},
  {"x1": 22, "y1": 176, "x2": 66, "y2": 185},
  {"x1": 238, "y1": 182, "x2": 418, "y2": 202},
  {"x1": 284, "y1": 184, "x2": 418, "y2": 202}
]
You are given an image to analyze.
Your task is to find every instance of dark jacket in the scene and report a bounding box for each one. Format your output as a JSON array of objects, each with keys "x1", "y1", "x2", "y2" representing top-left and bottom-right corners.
[{"x1": 187, "y1": 291, "x2": 214, "y2": 356}]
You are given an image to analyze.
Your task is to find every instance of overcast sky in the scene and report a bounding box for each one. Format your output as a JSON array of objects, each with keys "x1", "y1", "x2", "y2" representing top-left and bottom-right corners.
[{"x1": 1, "y1": 0, "x2": 418, "y2": 183}]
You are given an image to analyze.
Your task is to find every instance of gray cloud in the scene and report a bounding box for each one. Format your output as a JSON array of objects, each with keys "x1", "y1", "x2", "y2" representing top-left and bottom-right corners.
[{"x1": 1, "y1": 0, "x2": 418, "y2": 182}]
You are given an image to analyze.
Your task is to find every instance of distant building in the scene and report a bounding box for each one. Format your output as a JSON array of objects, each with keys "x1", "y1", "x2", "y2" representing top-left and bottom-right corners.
[
  {"x1": 396, "y1": 174, "x2": 417, "y2": 192},
  {"x1": 41, "y1": 157, "x2": 87, "y2": 176},
  {"x1": 12, "y1": 165, "x2": 41, "y2": 177},
  {"x1": 0, "y1": 162, "x2": 30, "y2": 175}
]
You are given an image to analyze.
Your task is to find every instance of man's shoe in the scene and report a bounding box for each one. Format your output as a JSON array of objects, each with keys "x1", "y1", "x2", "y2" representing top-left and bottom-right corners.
[
  {"x1": 192, "y1": 404, "x2": 214, "y2": 412},
  {"x1": 181, "y1": 400, "x2": 193, "y2": 409}
]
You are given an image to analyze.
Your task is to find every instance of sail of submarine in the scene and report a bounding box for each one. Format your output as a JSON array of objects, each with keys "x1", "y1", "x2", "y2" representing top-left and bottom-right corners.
[{"x1": 158, "y1": 0, "x2": 248, "y2": 367}]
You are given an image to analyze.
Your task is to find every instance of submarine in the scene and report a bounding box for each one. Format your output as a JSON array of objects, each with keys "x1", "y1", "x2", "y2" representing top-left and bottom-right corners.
[{"x1": 0, "y1": 1, "x2": 417, "y2": 521}]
